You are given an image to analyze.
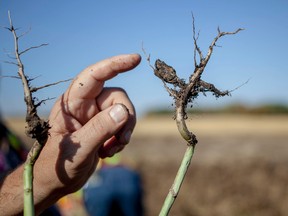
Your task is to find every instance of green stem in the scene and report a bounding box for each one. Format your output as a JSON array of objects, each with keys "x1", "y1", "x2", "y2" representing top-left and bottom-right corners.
[
  {"x1": 23, "y1": 162, "x2": 35, "y2": 216},
  {"x1": 23, "y1": 141, "x2": 43, "y2": 216},
  {"x1": 159, "y1": 144, "x2": 196, "y2": 216}
]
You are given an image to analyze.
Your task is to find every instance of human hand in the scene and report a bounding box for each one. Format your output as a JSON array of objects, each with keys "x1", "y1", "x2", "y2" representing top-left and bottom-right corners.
[{"x1": 33, "y1": 54, "x2": 141, "y2": 205}]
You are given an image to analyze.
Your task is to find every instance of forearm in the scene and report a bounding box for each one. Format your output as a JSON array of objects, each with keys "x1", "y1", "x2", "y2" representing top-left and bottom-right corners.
[
  {"x1": 0, "y1": 164, "x2": 62, "y2": 216},
  {"x1": 0, "y1": 165, "x2": 24, "y2": 215}
]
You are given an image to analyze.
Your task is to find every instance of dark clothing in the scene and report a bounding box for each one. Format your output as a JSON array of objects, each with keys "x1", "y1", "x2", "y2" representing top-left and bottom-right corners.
[{"x1": 83, "y1": 166, "x2": 143, "y2": 216}]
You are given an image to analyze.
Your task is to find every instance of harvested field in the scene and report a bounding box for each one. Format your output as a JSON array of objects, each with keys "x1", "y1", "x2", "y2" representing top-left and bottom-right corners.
[{"x1": 4, "y1": 114, "x2": 288, "y2": 216}]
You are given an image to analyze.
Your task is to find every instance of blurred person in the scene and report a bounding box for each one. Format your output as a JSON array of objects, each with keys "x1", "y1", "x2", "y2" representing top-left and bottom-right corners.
[
  {"x1": 83, "y1": 154, "x2": 143, "y2": 216},
  {"x1": 0, "y1": 54, "x2": 141, "y2": 215},
  {"x1": 57, "y1": 190, "x2": 88, "y2": 216},
  {"x1": 0, "y1": 119, "x2": 28, "y2": 178}
]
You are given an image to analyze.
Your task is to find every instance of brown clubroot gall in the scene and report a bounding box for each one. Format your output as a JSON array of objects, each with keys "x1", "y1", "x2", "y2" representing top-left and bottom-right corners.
[
  {"x1": 153, "y1": 56, "x2": 233, "y2": 146},
  {"x1": 154, "y1": 59, "x2": 185, "y2": 88}
]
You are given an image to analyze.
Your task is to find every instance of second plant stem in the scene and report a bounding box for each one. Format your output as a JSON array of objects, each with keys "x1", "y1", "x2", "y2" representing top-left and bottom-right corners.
[{"x1": 159, "y1": 144, "x2": 196, "y2": 216}]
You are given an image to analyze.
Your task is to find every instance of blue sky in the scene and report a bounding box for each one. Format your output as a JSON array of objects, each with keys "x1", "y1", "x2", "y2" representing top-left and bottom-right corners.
[{"x1": 0, "y1": 1, "x2": 287, "y2": 117}]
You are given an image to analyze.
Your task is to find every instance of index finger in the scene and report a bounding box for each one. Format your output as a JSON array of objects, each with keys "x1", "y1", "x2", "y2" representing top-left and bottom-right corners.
[{"x1": 67, "y1": 54, "x2": 141, "y2": 100}]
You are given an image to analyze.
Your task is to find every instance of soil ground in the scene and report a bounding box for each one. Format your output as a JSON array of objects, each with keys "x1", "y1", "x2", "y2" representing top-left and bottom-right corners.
[{"x1": 4, "y1": 114, "x2": 288, "y2": 216}]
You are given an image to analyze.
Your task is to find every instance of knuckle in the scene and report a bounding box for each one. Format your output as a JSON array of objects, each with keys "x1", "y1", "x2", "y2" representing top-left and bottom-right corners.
[
  {"x1": 107, "y1": 87, "x2": 128, "y2": 96},
  {"x1": 89, "y1": 115, "x2": 112, "y2": 140}
]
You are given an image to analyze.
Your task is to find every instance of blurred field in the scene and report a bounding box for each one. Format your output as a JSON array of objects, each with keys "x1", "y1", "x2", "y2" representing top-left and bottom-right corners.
[{"x1": 4, "y1": 114, "x2": 288, "y2": 216}]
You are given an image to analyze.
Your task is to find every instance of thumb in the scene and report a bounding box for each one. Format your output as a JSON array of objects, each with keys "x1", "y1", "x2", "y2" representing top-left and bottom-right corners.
[{"x1": 74, "y1": 104, "x2": 129, "y2": 154}]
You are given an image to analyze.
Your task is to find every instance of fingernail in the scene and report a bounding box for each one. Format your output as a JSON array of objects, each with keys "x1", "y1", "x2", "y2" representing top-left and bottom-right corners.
[{"x1": 109, "y1": 104, "x2": 127, "y2": 123}]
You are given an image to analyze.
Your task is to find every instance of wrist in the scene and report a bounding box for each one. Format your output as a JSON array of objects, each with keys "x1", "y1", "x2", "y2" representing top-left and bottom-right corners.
[
  {"x1": 32, "y1": 151, "x2": 67, "y2": 213},
  {"x1": 32, "y1": 168, "x2": 63, "y2": 214}
]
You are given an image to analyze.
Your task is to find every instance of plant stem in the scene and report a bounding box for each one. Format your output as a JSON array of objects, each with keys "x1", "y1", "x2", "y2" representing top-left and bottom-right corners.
[
  {"x1": 159, "y1": 144, "x2": 196, "y2": 216},
  {"x1": 150, "y1": 17, "x2": 243, "y2": 215},
  {"x1": 7, "y1": 12, "x2": 50, "y2": 215},
  {"x1": 23, "y1": 162, "x2": 35, "y2": 216},
  {"x1": 23, "y1": 141, "x2": 43, "y2": 216}
]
